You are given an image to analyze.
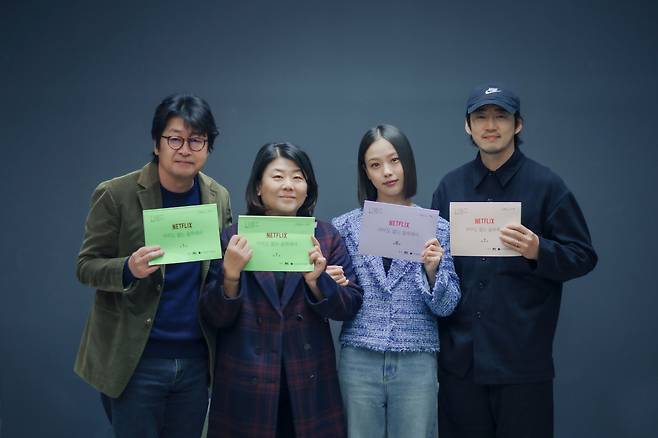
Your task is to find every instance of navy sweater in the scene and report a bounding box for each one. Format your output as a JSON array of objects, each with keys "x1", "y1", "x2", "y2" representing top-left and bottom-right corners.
[{"x1": 123, "y1": 177, "x2": 207, "y2": 358}]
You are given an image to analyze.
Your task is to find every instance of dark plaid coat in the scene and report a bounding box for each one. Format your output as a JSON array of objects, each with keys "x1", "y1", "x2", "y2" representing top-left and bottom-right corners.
[{"x1": 201, "y1": 220, "x2": 363, "y2": 438}]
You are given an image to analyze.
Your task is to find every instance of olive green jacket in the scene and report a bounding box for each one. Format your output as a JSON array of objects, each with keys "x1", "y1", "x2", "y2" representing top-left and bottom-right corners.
[{"x1": 74, "y1": 162, "x2": 232, "y2": 397}]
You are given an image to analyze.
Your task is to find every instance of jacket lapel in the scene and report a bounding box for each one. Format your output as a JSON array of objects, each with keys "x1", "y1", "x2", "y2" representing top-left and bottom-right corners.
[
  {"x1": 136, "y1": 162, "x2": 165, "y2": 280},
  {"x1": 199, "y1": 173, "x2": 218, "y2": 285},
  {"x1": 348, "y1": 210, "x2": 388, "y2": 290},
  {"x1": 252, "y1": 271, "x2": 282, "y2": 314},
  {"x1": 136, "y1": 162, "x2": 162, "y2": 211},
  {"x1": 364, "y1": 254, "x2": 389, "y2": 290},
  {"x1": 381, "y1": 204, "x2": 423, "y2": 288},
  {"x1": 386, "y1": 259, "x2": 415, "y2": 289},
  {"x1": 280, "y1": 273, "x2": 303, "y2": 309}
]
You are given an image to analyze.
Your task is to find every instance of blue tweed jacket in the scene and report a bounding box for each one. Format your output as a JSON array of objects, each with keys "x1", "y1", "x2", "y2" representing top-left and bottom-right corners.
[{"x1": 332, "y1": 207, "x2": 461, "y2": 352}]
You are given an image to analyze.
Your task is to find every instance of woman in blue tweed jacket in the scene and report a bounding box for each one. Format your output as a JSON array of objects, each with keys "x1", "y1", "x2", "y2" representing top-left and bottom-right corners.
[{"x1": 329, "y1": 124, "x2": 461, "y2": 438}]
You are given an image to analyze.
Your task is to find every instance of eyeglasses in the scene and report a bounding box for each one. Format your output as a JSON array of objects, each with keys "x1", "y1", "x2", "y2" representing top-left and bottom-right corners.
[{"x1": 161, "y1": 136, "x2": 208, "y2": 152}]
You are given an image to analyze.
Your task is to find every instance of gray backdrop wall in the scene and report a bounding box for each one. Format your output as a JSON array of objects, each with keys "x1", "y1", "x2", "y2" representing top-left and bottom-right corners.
[{"x1": 2, "y1": 0, "x2": 657, "y2": 437}]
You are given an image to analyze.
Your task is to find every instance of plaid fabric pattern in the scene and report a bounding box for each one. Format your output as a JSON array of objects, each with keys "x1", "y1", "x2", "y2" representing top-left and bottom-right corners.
[{"x1": 201, "y1": 220, "x2": 363, "y2": 438}]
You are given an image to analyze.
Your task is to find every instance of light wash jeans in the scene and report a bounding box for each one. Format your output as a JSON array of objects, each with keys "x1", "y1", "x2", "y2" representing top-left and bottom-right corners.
[
  {"x1": 339, "y1": 346, "x2": 438, "y2": 438},
  {"x1": 101, "y1": 357, "x2": 209, "y2": 438}
]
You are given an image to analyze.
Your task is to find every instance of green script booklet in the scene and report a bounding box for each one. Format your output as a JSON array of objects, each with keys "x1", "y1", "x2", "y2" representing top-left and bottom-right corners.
[
  {"x1": 238, "y1": 215, "x2": 316, "y2": 272},
  {"x1": 143, "y1": 204, "x2": 222, "y2": 265}
]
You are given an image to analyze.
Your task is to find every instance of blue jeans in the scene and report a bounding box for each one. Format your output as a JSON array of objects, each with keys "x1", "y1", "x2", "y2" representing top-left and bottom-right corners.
[
  {"x1": 339, "y1": 346, "x2": 438, "y2": 438},
  {"x1": 101, "y1": 357, "x2": 209, "y2": 438}
]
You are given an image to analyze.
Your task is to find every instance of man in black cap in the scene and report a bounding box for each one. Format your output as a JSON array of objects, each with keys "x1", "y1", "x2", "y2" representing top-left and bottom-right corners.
[{"x1": 431, "y1": 84, "x2": 597, "y2": 437}]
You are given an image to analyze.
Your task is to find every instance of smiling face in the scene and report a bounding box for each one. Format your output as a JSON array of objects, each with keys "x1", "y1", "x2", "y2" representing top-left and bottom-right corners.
[
  {"x1": 257, "y1": 157, "x2": 308, "y2": 216},
  {"x1": 466, "y1": 104, "x2": 522, "y2": 161},
  {"x1": 154, "y1": 116, "x2": 209, "y2": 192},
  {"x1": 363, "y1": 138, "x2": 408, "y2": 205}
]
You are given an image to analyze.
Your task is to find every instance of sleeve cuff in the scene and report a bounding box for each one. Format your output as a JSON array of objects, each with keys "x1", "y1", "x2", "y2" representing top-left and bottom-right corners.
[{"x1": 122, "y1": 258, "x2": 136, "y2": 289}]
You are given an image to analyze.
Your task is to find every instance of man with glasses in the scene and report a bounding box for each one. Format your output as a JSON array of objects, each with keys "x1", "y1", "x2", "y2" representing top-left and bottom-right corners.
[
  {"x1": 75, "y1": 93, "x2": 232, "y2": 438},
  {"x1": 431, "y1": 84, "x2": 597, "y2": 437}
]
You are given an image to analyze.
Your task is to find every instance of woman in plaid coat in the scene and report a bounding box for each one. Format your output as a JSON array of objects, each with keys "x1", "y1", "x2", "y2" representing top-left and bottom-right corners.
[{"x1": 201, "y1": 142, "x2": 363, "y2": 438}]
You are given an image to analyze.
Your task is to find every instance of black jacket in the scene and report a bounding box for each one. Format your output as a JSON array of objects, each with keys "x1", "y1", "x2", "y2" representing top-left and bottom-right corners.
[{"x1": 431, "y1": 148, "x2": 597, "y2": 384}]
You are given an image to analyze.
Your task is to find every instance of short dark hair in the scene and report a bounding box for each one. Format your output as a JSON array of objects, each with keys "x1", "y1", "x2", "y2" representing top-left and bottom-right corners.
[
  {"x1": 151, "y1": 93, "x2": 219, "y2": 162},
  {"x1": 245, "y1": 142, "x2": 318, "y2": 217},
  {"x1": 465, "y1": 110, "x2": 524, "y2": 147},
  {"x1": 357, "y1": 124, "x2": 418, "y2": 204}
]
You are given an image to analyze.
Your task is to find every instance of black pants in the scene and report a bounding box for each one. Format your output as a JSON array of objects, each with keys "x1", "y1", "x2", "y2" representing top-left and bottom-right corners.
[
  {"x1": 438, "y1": 368, "x2": 553, "y2": 438},
  {"x1": 100, "y1": 392, "x2": 112, "y2": 422},
  {"x1": 276, "y1": 367, "x2": 295, "y2": 438}
]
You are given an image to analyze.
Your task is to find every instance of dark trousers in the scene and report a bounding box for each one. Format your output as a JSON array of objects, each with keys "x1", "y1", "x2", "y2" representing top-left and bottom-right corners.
[
  {"x1": 276, "y1": 367, "x2": 296, "y2": 438},
  {"x1": 100, "y1": 357, "x2": 209, "y2": 438},
  {"x1": 438, "y1": 368, "x2": 553, "y2": 438}
]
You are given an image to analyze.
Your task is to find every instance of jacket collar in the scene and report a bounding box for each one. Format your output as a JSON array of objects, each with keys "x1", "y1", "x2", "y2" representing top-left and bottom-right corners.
[
  {"x1": 472, "y1": 147, "x2": 525, "y2": 189},
  {"x1": 281, "y1": 273, "x2": 303, "y2": 309},
  {"x1": 136, "y1": 162, "x2": 162, "y2": 211},
  {"x1": 137, "y1": 161, "x2": 218, "y2": 204},
  {"x1": 252, "y1": 271, "x2": 280, "y2": 312},
  {"x1": 198, "y1": 171, "x2": 218, "y2": 205},
  {"x1": 251, "y1": 271, "x2": 303, "y2": 314}
]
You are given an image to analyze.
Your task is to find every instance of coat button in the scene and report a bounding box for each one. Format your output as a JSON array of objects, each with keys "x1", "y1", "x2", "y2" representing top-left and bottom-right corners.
[
  {"x1": 155, "y1": 284, "x2": 162, "y2": 292},
  {"x1": 144, "y1": 318, "x2": 152, "y2": 327},
  {"x1": 257, "y1": 316, "x2": 263, "y2": 325},
  {"x1": 309, "y1": 373, "x2": 316, "y2": 380},
  {"x1": 474, "y1": 312, "x2": 482, "y2": 319},
  {"x1": 304, "y1": 343, "x2": 311, "y2": 351},
  {"x1": 478, "y1": 281, "x2": 485, "y2": 289},
  {"x1": 296, "y1": 314, "x2": 304, "y2": 321}
]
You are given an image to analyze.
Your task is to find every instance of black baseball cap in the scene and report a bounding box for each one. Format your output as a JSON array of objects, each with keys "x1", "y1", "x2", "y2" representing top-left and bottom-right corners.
[{"x1": 466, "y1": 84, "x2": 520, "y2": 114}]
